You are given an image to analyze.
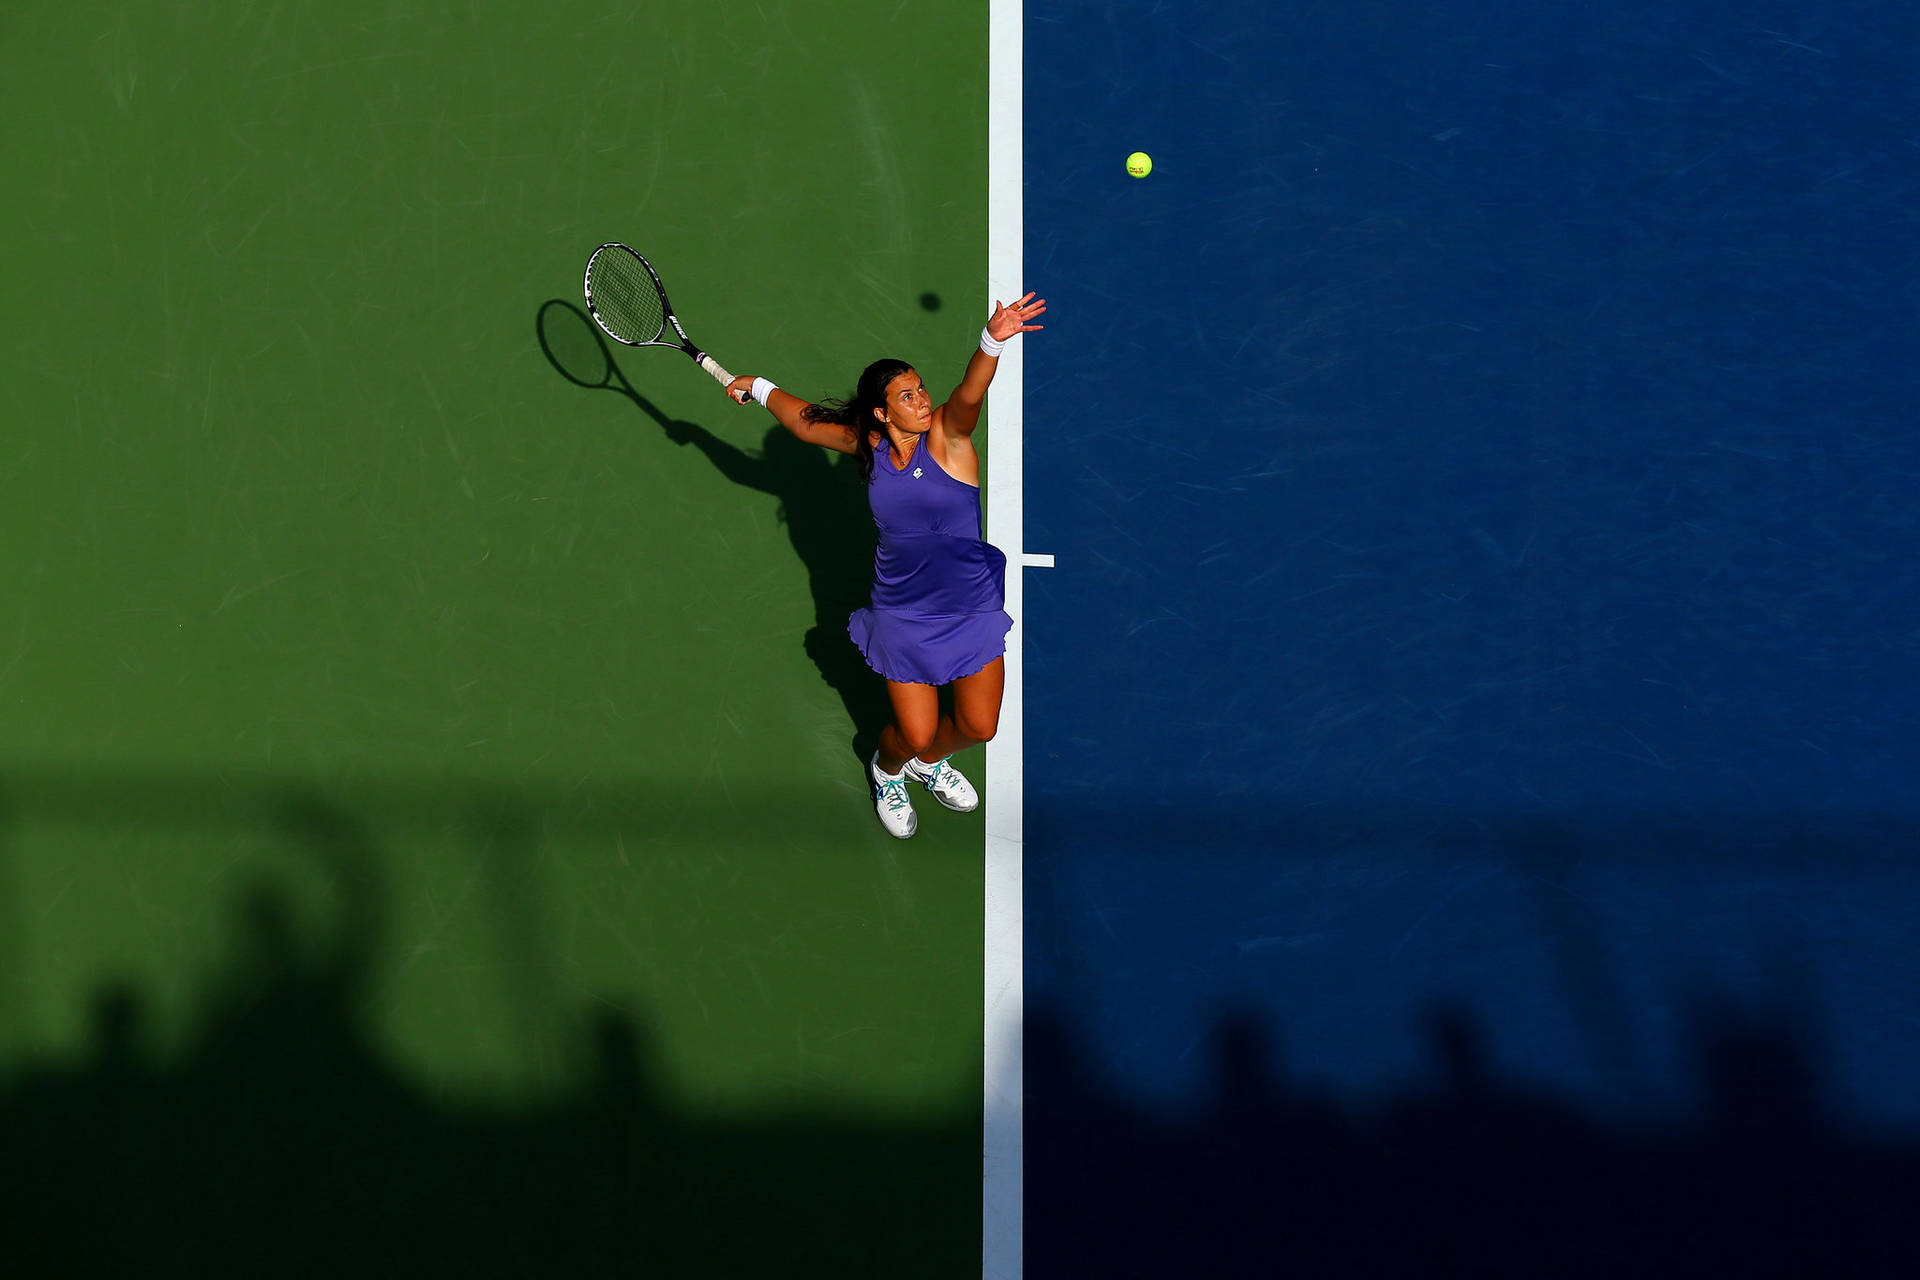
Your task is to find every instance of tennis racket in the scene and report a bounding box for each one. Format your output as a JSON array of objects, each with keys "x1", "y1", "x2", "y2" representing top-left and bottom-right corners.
[{"x1": 583, "y1": 243, "x2": 743, "y2": 400}]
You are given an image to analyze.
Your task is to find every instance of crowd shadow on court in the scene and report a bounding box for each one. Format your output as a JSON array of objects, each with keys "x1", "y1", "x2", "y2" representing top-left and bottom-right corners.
[
  {"x1": 1027, "y1": 994, "x2": 1920, "y2": 1277},
  {"x1": 9, "y1": 775, "x2": 1920, "y2": 1275},
  {"x1": 535, "y1": 299, "x2": 890, "y2": 767},
  {"x1": 1022, "y1": 802, "x2": 1920, "y2": 1276},
  {"x1": 2, "y1": 783, "x2": 974, "y2": 1276}
]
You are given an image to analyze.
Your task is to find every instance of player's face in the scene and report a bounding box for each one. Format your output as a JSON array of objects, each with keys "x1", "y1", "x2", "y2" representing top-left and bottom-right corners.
[{"x1": 882, "y1": 369, "x2": 933, "y2": 434}]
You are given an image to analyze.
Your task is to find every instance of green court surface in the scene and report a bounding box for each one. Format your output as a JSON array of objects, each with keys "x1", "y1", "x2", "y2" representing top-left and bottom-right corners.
[{"x1": 4, "y1": 1, "x2": 990, "y2": 1267}]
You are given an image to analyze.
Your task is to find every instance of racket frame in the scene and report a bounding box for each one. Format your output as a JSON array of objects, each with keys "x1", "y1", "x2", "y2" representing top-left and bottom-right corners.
[{"x1": 583, "y1": 242, "x2": 736, "y2": 390}]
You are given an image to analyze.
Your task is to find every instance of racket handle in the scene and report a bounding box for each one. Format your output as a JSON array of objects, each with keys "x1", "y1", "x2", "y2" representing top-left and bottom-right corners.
[{"x1": 697, "y1": 353, "x2": 735, "y2": 388}]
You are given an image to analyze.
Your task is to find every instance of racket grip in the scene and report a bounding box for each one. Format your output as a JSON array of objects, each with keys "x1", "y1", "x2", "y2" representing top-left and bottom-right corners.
[{"x1": 697, "y1": 353, "x2": 735, "y2": 388}]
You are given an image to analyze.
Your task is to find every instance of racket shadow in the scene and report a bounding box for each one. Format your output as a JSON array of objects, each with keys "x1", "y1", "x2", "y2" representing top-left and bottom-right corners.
[{"x1": 535, "y1": 300, "x2": 890, "y2": 768}]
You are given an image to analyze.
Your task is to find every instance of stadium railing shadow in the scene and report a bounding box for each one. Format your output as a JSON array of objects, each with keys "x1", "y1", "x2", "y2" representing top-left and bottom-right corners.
[{"x1": 535, "y1": 299, "x2": 890, "y2": 768}]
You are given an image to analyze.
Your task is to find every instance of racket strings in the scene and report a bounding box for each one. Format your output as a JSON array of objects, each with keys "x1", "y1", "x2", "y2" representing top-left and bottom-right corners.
[{"x1": 587, "y1": 249, "x2": 666, "y2": 345}]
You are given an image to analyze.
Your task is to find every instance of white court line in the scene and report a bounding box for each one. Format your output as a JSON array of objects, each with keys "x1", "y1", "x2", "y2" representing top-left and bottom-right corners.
[{"x1": 983, "y1": 0, "x2": 1024, "y2": 1276}]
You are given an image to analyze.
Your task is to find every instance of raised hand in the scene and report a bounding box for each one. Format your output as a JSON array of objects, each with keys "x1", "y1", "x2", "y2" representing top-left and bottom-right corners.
[{"x1": 985, "y1": 293, "x2": 1047, "y2": 343}]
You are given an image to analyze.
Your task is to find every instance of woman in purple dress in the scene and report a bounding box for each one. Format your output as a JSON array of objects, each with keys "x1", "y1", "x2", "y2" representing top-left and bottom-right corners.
[{"x1": 726, "y1": 293, "x2": 1045, "y2": 838}]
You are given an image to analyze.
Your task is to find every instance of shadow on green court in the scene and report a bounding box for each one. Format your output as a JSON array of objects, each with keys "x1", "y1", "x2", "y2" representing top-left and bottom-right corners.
[
  {"x1": 537, "y1": 300, "x2": 892, "y2": 769},
  {"x1": 2, "y1": 776, "x2": 974, "y2": 1276}
]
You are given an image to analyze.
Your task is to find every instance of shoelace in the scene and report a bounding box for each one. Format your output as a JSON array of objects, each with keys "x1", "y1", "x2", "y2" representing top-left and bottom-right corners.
[{"x1": 878, "y1": 777, "x2": 912, "y2": 811}]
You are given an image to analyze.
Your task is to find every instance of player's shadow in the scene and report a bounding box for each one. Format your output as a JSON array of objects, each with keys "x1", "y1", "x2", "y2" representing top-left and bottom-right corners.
[{"x1": 536, "y1": 299, "x2": 890, "y2": 765}]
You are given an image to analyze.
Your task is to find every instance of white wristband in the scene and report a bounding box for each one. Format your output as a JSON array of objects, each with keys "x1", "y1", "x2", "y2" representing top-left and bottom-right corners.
[
  {"x1": 978, "y1": 327, "x2": 1007, "y2": 357},
  {"x1": 750, "y1": 377, "x2": 777, "y2": 408}
]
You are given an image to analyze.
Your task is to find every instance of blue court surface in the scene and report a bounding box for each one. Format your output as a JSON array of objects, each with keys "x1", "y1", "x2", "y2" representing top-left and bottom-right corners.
[{"x1": 1020, "y1": 0, "x2": 1918, "y2": 1271}]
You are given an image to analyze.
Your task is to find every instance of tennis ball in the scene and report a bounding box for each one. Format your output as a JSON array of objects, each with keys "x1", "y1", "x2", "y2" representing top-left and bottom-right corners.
[{"x1": 1126, "y1": 151, "x2": 1153, "y2": 178}]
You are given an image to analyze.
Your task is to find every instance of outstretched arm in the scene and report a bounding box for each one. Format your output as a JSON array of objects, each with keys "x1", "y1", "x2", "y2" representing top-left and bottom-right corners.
[
  {"x1": 941, "y1": 293, "x2": 1046, "y2": 439},
  {"x1": 724, "y1": 375, "x2": 858, "y2": 454}
]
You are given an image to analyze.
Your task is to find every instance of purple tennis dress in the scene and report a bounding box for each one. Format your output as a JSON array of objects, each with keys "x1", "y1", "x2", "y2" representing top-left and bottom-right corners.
[{"x1": 848, "y1": 432, "x2": 1014, "y2": 686}]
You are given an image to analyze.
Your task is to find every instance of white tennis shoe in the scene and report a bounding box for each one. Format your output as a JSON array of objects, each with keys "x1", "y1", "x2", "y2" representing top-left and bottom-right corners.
[
  {"x1": 904, "y1": 755, "x2": 979, "y2": 813},
  {"x1": 869, "y1": 753, "x2": 918, "y2": 839}
]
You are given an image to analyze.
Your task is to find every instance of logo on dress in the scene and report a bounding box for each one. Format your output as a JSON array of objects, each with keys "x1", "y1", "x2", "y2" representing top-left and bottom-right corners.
[{"x1": 912, "y1": 467, "x2": 924, "y2": 479}]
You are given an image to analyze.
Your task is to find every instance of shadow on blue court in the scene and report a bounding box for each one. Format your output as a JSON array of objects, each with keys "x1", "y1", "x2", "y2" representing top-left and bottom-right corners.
[
  {"x1": 1025, "y1": 992, "x2": 1920, "y2": 1275},
  {"x1": 1024, "y1": 0, "x2": 1919, "y2": 1265}
]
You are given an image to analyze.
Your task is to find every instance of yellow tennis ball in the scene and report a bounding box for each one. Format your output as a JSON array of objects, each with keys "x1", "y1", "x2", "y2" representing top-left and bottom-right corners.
[{"x1": 1126, "y1": 151, "x2": 1153, "y2": 178}]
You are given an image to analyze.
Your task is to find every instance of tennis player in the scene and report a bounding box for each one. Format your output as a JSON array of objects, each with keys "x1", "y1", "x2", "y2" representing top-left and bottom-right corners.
[{"x1": 726, "y1": 294, "x2": 1044, "y2": 837}]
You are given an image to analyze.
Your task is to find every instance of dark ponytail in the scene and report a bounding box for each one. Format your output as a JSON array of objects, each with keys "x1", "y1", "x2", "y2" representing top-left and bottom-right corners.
[{"x1": 802, "y1": 357, "x2": 913, "y2": 482}]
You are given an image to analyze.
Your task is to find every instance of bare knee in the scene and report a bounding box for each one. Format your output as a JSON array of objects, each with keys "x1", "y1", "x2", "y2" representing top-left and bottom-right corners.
[
  {"x1": 955, "y1": 708, "x2": 999, "y2": 745},
  {"x1": 896, "y1": 722, "x2": 939, "y2": 759},
  {"x1": 885, "y1": 681, "x2": 941, "y2": 762}
]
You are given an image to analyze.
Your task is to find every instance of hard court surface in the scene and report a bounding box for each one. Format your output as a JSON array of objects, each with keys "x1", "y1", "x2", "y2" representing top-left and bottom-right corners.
[
  {"x1": 3, "y1": 2, "x2": 986, "y2": 1272},
  {"x1": 1022, "y1": 0, "x2": 1919, "y2": 1273},
  {"x1": 5, "y1": 0, "x2": 1919, "y2": 1275}
]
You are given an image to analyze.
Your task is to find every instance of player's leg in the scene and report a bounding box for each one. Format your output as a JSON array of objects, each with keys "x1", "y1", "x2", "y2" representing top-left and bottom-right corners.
[
  {"x1": 901, "y1": 657, "x2": 1003, "y2": 813},
  {"x1": 923, "y1": 656, "x2": 1005, "y2": 760},
  {"x1": 871, "y1": 680, "x2": 939, "y2": 838},
  {"x1": 878, "y1": 680, "x2": 940, "y2": 774}
]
